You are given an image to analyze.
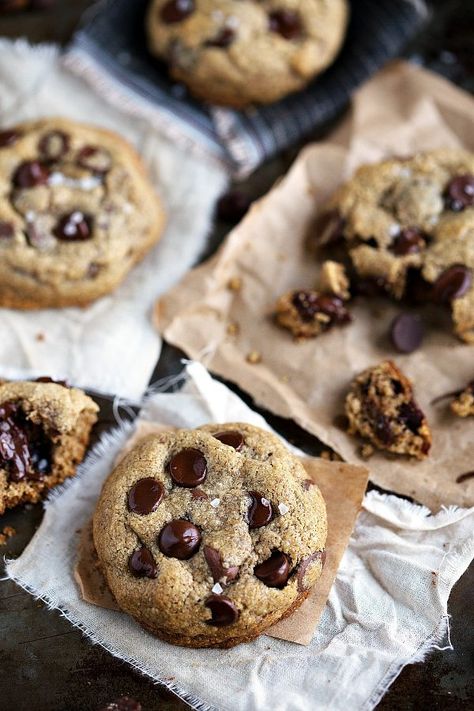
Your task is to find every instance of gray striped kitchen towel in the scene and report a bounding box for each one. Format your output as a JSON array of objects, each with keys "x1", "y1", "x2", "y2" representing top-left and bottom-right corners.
[{"x1": 65, "y1": 0, "x2": 428, "y2": 176}]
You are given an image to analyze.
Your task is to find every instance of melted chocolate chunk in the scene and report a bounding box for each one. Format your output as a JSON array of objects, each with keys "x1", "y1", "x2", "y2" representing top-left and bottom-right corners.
[
  {"x1": 169, "y1": 448, "x2": 207, "y2": 487},
  {"x1": 217, "y1": 190, "x2": 251, "y2": 223},
  {"x1": 292, "y1": 290, "x2": 350, "y2": 326},
  {"x1": 213, "y1": 430, "x2": 244, "y2": 451},
  {"x1": 365, "y1": 401, "x2": 394, "y2": 445},
  {"x1": 158, "y1": 519, "x2": 201, "y2": 559},
  {"x1": 247, "y1": 491, "x2": 273, "y2": 529},
  {"x1": 0, "y1": 129, "x2": 21, "y2": 148},
  {"x1": 269, "y1": 10, "x2": 302, "y2": 39},
  {"x1": 0, "y1": 402, "x2": 52, "y2": 482},
  {"x1": 432, "y1": 265, "x2": 472, "y2": 304},
  {"x1": 391, "y1": 227, "x2": 426, "y2": 256},
  {"x1": 128, "y1": 477, "x2": 164, "y2": 515},
  {"x1": 398, "y1": 401, "x2": 424, "y2": 434},
  {"x1": 313, "y1": 209, "x2": 345, "y2": 247},
  {"x1": 13, "y1": 160, "x2": 49, "y2": 188},
  {"x1": 203, "y1": 545, "x2": 239, "y2": 584},
  {"x1": 54, "y1": 212, "x2": 93, "y2": 241},
  {"x1": 445, "y1": 174, "x2": 474, "y2": 211},
  {"x1": 0, "y1": 221, "x2": 14, "y2": 240},
  {"x1": 38, "y1": 130, "x2": 70, "y2": 161},
  {"x1": 206, "y1": 27, "x2": 235, "y2": 48},
  {"x1": 76, "y1": 146, "x2": 112, "y2": 174},
  {"x1": 128, "y1": 546, "x2": 157, "y2": 579},
  {"x1": 160, "y1": 0, "x2": 195, "y2": 23},
  {"x1": 254, "y1": 551, "x2": 290, "y2": 588},
  {"x1": 390, "y1": 313, "x2": 424, "y2": 353},
  {"x1": 205, "y1": 595, "x2": 239, "y2": 626}
]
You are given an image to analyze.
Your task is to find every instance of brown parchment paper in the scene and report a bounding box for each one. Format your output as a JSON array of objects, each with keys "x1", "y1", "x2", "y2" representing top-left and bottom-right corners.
[
  {"x1": 155, "y1": 61, "x2": 474, "y2": 512},
  {"x1": 75, "y1": 423, "x2": 368, "y2": 646}
]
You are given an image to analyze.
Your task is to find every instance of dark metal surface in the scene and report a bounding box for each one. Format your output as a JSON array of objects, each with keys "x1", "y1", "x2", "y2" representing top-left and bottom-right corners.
[{"x1": 0, "y1": 2, "x2": 473, "y2": 710}]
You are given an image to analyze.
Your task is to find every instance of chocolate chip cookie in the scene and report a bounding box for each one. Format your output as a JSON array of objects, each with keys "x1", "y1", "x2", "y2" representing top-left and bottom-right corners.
[
  {"x1": 345, "y1": 360, "x2": 431, "y2": 460},
  {"x1": 93, "y1": 423, "x2": 327, "y2": 648},
  {"x1": 0, "y1": 378, "x2": 98, "y2": 513},
  {"x1": 0, "y1": 118, "x2": 165, "y2": 309},
  {"x1": 146, "y1": 0, "x2": 349, "y2": 107},
  {"x1": 314, "y1": 150, "x2": 474, "y2": 343}
]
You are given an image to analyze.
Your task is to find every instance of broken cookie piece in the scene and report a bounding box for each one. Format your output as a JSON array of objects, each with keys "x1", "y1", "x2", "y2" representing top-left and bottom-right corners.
[
  {"x1": 0, "y1": 379, "x2": 98, "y2": 513},
  {"x1": 451, "y1": 380, "x2": 474, "y2": 417},
  {"x1": 319, "y1": 260, "x2": 350, "y2": 301},
  {"x1": 275, "y1": 289, "x2": 351, "y2": 338},
  {"x1": 345, "y1": 360, "x2": 431, "y2": 460}
]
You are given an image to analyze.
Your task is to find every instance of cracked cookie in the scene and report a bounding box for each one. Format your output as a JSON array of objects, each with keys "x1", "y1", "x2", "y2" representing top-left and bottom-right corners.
[
  {"x1": 146, "y1": 0, "x2": 349, "y2": 107},
  {"x1": 345, "y1": 360, "x2": 431, "y2": 460},
  {"x1": 314, "y1": 150, "x2": 474, "y2": 343},
  {"x1": 0, "y1": 118, "x2": 165, "y2": 309},
  {"x1": 0, "y1": 378, "x2": 98, "y2": 513},
  {"x1": 451, "y1": 379, "x2": 474, "y2": 417},
  {"x1": 93, "y1": 422, "x2": 327, "y2": 648}
]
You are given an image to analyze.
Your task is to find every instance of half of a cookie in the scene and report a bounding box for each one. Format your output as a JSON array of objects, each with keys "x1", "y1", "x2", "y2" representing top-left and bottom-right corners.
[
  {"x1": 0, "y1": 118, "x2": 165, "y2": 309},
  {"x1": 345, "y1": 360, "x2": 432, "y2": 460},
  {"x1": 0, "y1": 379, "x2": 98, "y2": 513},
  {"x1": 93, "y1": 423, "x2": 327, "y2": 648}
]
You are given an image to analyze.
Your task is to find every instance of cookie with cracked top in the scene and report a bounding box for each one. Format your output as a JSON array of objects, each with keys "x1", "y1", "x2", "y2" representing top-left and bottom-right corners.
[
  {"x1": 93, "y1": 422, "x2": 327, "y2": 648},
  {"x1": 314, "y1": 149, "x2": 474, "y2": 343},
  {"x1": 0, "y1": 118, "x2": 165, "y2": 309},
  {"x1": 146, "y1": 0, "x2": 349, "y2": 107},
  {"x1": 345, "y1": 360, "x2": 431, "y2": 460},
  {"x1": 0, "y1": 378, "x2": 98, "y2": 513}
]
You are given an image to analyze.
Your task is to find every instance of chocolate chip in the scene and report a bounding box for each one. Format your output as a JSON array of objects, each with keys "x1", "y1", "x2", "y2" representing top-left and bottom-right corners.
[
  {"x1": 87, "y1": 262, "x2": 101, "y2": 279},
  {"x1": 217, "y1": 190, "x2": 251, "y2": 223},
  {"x1": 432, "y1": 265, "x2": 472, "y2": 304},
  {"x1": 353, "y1": 276, "x2": 388, "y2": 298},
  {"x1": 35, "y1": 376, "x2": 69, "y2": 387},
  {"x1": 254, "y1": 551, "x2": 290, "y2": 588},
  {"x1": 248, "y1": 491, "x2": 273, "y2": 529},
  {"x1": 158, "y1": 519, "x2": 201, "y2": 559},
  {"x1": 269, "y1": 10, "x2": 302, "y2": 39},
  {"x1": 391, "y1": 227, "x2": 426, "y2": 256},
  {"x1": 76, "y1": 146, "x2": 112, "y2": 174},
  {"x1": 292, "y1": 290, "x2": 350, "y2": 325},
  {"x1": 213, "y1": 430, "x2": 244, "y2": 451},
  {"x1": 203, "y1": 545, "x2": 239, "y2": 584},
  {"x1": 13, "y1": 160, "x2": 49, "y2": 188},
  {"x1": 160, "y1": 0, "x2": 195, "y2": 23},
  {"x1": 0, "y1": 221, "x2": 14, "y2": 240},
  {"x1": 0, "y1": 402, "x2": 52, "y2": 482},
  {"x1": 191, "y1": 488, "x2": 208, "y2": 500},
  {"x1": 128, "y1": 477, "x2": 164, "y2": 515},
  {"x1": 302, "y1": 479, "x2": 314, "y2": 490},
  {"x1": 54, "y1": 211, "x2": 93, "y2": 241},
  {"x1": 390, "y1": 313, "x2": 424, "y2": 353},
  {"x1": 38, "y1": 130, "x2": 70, "y2": 161},
  {"x1": 445, "y1": 174, "x2": 474, "y2": 211},
  {"x1": 206, "y1": 27, "x2": 235, "y2": 48},
  {"x1": 297, "y1": 550, "x2": 326, "y2": 592},
  {"x1": 205, "y1": 594, "x2": 239, "y2": 626},
  {"x1": 313, "y1": 209, "x2": 345, "y2": 247},
  {"x1": 0, "y1": 129, "x2": 21, "y2": 148},
  {"x1": 398, "y1": 401, "x2": 424, "y2": 434},
  {"x1": 365, "y1": 401, "x2": 394, "y2": 445},
  {"x1": 169, "y1": 448, "x2": 207, "y2": 487},
  {"x1": 128, "y1": 546, "x2": 157, "y2": 579}
]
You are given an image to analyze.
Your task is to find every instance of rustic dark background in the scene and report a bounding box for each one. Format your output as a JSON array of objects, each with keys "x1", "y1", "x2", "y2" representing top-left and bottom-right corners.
[{"x1": 0, "y1": 1, "x2": 473, "y2": 710}]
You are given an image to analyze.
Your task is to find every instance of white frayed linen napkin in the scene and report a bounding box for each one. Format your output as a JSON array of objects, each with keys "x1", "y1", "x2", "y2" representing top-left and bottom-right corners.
[
  {"x1": 7, "y1": 362, "x2": 474, "y2": 711},
  {"x1": 0, "y1": 40, "x2": 227, "y2": 399}
]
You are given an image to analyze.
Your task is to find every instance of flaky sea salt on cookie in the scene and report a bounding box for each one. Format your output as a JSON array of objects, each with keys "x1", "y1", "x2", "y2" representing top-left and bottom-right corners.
[{"x1": 93, "y1": 422, "x2": 327, "y2": 648}]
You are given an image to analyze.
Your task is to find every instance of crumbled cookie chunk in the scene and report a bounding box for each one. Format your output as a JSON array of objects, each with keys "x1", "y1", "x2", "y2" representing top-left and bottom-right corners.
[
  {"x1": 146, "y1": 0, "x2": 349, "y2": 107},
  {"x1": 275, "y1": 289, "x2": 351, "y2": 338},
  {"x1": 93, "y1": 423, "x2": 327, "y2": 648},
  {"x1": 315, "y1": 150, "x2": 474, "y2": 342},
  {"x1": 345, "y1": 360, "x2": 432, "y2": 460},
  {"x1": 319, "y1": 260, "x2": 350, "y2": 300},
  {"x1": 0, "y1": 118, "x2": 164, "y2": 309},
  {"x1": 451, "y1": 380, "x2": 474, "y2": 417},
  {"x1": 0, "y1": 379, "x2": 98, "y2": 513}
]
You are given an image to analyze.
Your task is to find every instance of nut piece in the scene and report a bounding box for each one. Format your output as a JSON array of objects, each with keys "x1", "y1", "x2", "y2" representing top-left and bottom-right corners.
[{"x1": 319, "y1": 260, "x2": 350, "y2": 301}]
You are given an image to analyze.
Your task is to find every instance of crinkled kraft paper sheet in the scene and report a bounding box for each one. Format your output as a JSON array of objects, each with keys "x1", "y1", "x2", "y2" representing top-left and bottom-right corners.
[
  {"x1": 75, "y1": 421, "x2": 368, "y2": 645},
  {"x1": 155, "y1": 62, "x2": 474, "y2": 511}
]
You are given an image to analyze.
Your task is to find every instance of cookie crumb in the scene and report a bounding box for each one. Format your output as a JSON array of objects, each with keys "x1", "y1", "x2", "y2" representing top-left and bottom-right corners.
[
  {"x1": 0, "y1": 526, "x2": 16, "y2": 546},
  {"x1": 35, "y1": 332, "x2": 45, "y2": 342},
  {"x1": 246, "y1": 351, "x2": 262, "y2": 365},
  {"x1": 226, "y1": 321, "x2": 240, "y2": 336},
  {"x1": 360, "y1": 443, "x2": 375, "y2": 460},
  {"x1": 227, "y1": 276, "x2": 242, "y2": 292}
]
